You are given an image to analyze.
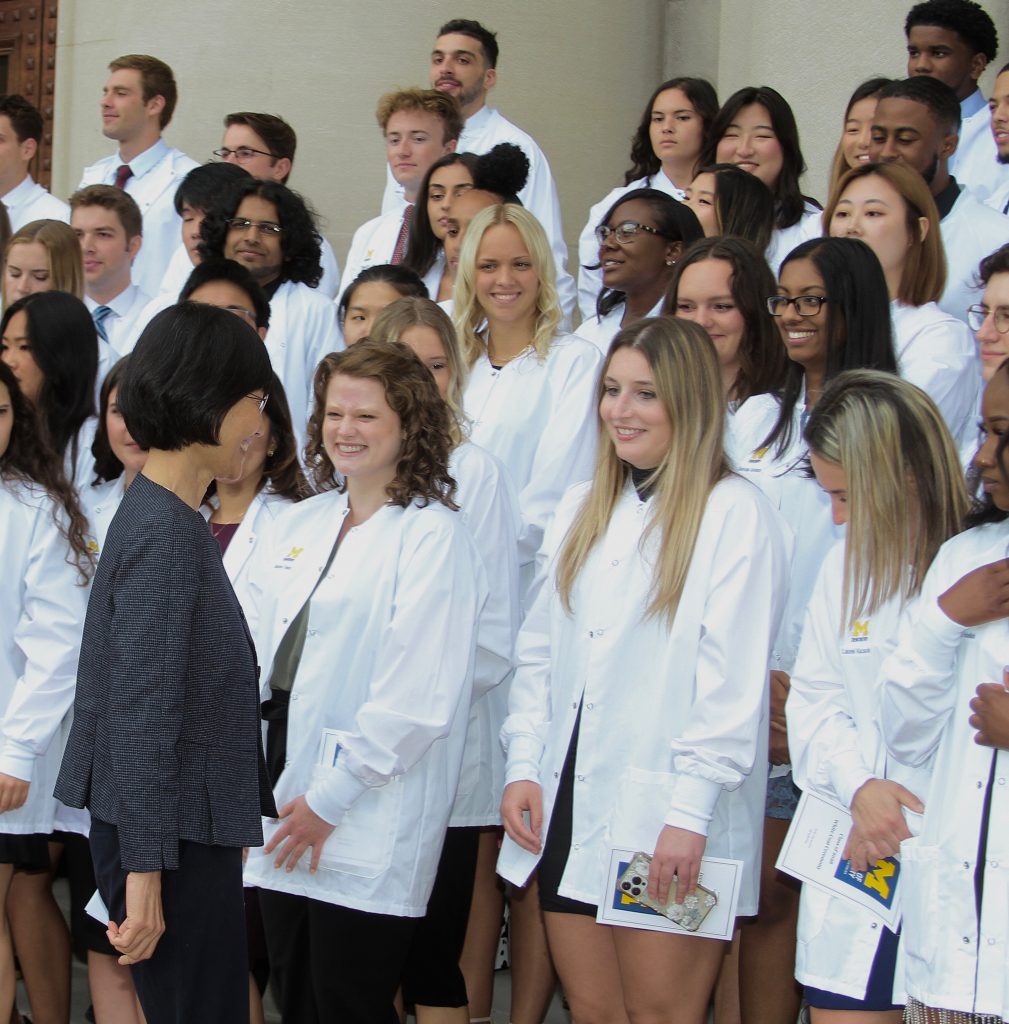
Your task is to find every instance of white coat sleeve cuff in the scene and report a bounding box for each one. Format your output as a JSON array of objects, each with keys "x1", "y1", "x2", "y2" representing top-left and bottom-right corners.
[
  {"x1": 304, "y1": 759, "x2": 371, "y2": 827},
  {"x1": 912, "y1": 597, "x2": 967, "y2": 665},
  {"x1": 828, "y1": 757, "x2": 875, "y2": 811},
  {"x1": 664, "y1": 774, "x2": 723, "y2": 837},
  {"x1": 0, "y1": 741, "x2": 38, "y2": 782},
  {"x1": 503, "y1": 735, "x2": 543, "y2": 787}
]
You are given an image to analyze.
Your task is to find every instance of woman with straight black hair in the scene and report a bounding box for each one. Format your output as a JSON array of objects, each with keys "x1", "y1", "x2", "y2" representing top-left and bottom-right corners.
[
  {"x1": 338, "y1": 264, "x2": 429, "y2": 346},
  {"x1": 576, "y1": 188, "x2": 703, "y2": 354},
  {"x1": 683, "y1": 163, "x2": 776, "y2": 256},
  {"x1": 404, "y1": 152, "x2": 480, "y2": 302},
  {"x1": 727, "y1": 235, "x2": 898, "y2": 1024},
  {"x1": 55, "y1": 303, "x2": 277, "y2": 1024},
  {"x1": 701, "y1": 86, "x2": 822, "y2": 273},
  {"x1": 0, "y1": 291, "x2": 100, "y2": 486},
  {"x1": 666, "y1": 235, "x2": 787, "y2": 408},
  {"x1": 827, "y1": 77, "x2": 894, "y2": 197},
  {"x1": 577, "y1": 77, "x2": 719, "y2": 318}
]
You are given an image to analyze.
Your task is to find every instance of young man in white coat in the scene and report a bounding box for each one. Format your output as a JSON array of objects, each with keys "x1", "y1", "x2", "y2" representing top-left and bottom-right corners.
[
  {"x1": 78, "y1": 54, "x2": 198, "y2": 298},
  {"x1": 381, "y1": 18, "x2": 577, "y2": 321},
  {"x1": 904, "y1": 0, "x2": 1006, "y2": 200},
  {"x1": 985, "y1": 63, "x2": 1009, "y2": 215},
  {"x1": 339, "y1": 89, "x2": 461, "y2": 302},
  {"x1": 199, "y1": 177, "x2": 340, "y2": 447},
  {"x1": 870, "y1": 75, "x2": 1009, "y2": 324},
  {"x1": 0, "y1": 95, "x2": 68, "y2": 230},
  {"x1": 70, "y1": 185, "x2": 153, "y2": 357}
]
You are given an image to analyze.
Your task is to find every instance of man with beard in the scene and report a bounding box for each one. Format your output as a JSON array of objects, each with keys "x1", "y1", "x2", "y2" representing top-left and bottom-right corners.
[
  {"x1": 379, "y1": 18, "x2": 576, "y2": 322},
  {"x1": 985, "y1": 64, "x2": 1009, "y2": 214},
  {"x1": 199, "y1": 177, "x2": 340, "y2": 448},
  {"x1": 870, "y1": 75, "x2": 1009, "y2": 323}
]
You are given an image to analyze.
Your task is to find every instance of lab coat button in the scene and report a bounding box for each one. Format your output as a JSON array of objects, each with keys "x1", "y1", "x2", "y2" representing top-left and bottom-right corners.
[
  {"x1": 282, "y1": 617, "x2": 289, "y2": 624},
  {"x1": 576, "y1": 774, "x2": 585, "y2": 782},
  {"x1": 964, "y1": 861, "x2": 971, "y2": 869},
  {"x1": 571, "y1": 702, "x2": 578, "y2": 709},
  {"x1": 308, "y1": 629, "x2": 318, "y2": 637},
  {"x1": 978, "y1": 780, "x2": 984, "y2": 788},
  {"x1": 870, "y1": 922, "x2": 878, "y2": 929},
  {"x1": 991, "y1": 861, "x2": 999, "y2": 869},
  {"x1": 963, "y1": 936, "x2": 971, "y2": 944},
  {"x1": 596, "y1": 629, "x2": 605, "y2": 638},
  {"x1": 573, "y1": 844, "x2": 580, "y2": 851},
  {"x1": 999, "y1": 778, "x2": 1006, "y2": 786},
  {"x1": 586, "y1": 703, "x2": 594, "y2": 710},
  {"x1": 988, "y1": 938, "x2": 997, "y2": 946},
  {"x1": 610, "y1": 559, "x2": 619, "y2": 566},
  {"x1": 553, "y1": 771, "x2": 559, "y2": 779},
  {"x1": 291, "y1": 693, "x2": 299, "y2": 702},
  {"x1": 284, "y1": 759, "x2": 291, "y2": 767}
]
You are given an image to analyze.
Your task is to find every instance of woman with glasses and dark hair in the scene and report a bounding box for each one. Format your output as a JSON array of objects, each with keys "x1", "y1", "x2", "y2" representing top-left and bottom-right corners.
[
  {"x1": 576, "y1": 77, "x2": 719, "y2": 319},
  {"x1": 700, "y1": 85, "x2": 822, "y2": 274},
  {"x1": 575, "y1": 188, "x2": 703, "y2": 354},
  {"x1": 826, "y1": 161, "x2": 978, "y2": 451},
  {"x1": 727, "y1": 236, "x2": 898, "y2": 1024},
  {"x1": 54, "y1": 303, "x2": 277, "y2": 1024}
]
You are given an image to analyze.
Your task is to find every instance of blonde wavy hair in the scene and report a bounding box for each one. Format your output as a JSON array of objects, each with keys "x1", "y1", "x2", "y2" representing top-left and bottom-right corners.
[
  {"x1": 453, "y1": 204, "x2": 561, "y2": 367},
  {"x1": 805, "y1": 370, "x2": 966, "y2": 625},
  {"x1": 4, "y1": 219, "x2": 84, "y2": 304},
  {"x1": 369, "y1": 296, "x2": 468, "y2": 447},
  {"x1": 556, "y1": 317, "x2": 730, "y2": 624}
]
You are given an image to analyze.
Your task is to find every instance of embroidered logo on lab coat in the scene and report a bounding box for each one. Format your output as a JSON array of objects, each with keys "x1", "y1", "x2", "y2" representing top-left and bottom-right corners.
[
  {"x1": 86, "y1": 538, "x2": 100, "y2": 555},
  {"x1": 278, "y1": 546, "x2": 304, "y2": 567},
  {"x1": 841, "y1": 619, "x2": 871, "y2": 655},
  {"x1": 747, "y1": 446, "x2": 770, "y2": 464}
]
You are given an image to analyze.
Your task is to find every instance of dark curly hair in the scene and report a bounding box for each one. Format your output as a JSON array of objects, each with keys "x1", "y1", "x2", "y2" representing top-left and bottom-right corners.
[
  {"x1": 198, "y1": 178, "x2": 324, "y2": 288},
  {"x1": 624, "y1": 77, "x2": 719, "y2": 185},
  {"x1": 304, "y1": 340, "x2": 457, "y2": 509},
  {"x1": 905, "y1": 0, "x2": 997, "y2": 61},
  {"x1": 472, "y1": 143, "x2": 529, "y2": 203},
  {"x1": 404, "y1": 152, "x2": 480, "y2": 279},
  {"x1": 0, "y1": 361, "x2": 92, "y2": 578}
]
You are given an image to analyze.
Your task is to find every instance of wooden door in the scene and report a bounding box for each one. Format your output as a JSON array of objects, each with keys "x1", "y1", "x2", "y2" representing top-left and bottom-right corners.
[{"x1": 0, "y1": 2, "x2": 58, "y2": 189}]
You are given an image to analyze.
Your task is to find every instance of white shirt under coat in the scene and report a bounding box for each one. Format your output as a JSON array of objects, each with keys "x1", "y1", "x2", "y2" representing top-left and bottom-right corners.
[
  {"x1": 1, "y1": 174, "x2": 69, "y2": 230},
  {"x1": 939, "y1": 186, "x2": 1009, "y2": 324},
  {"x1": 338, "y1": 210, "x2": 406, "y2": 303},
  {"x1": 881, "y1": 520, "x2": 1009, "y2": 1018},
  {"x1": 766, "y1": 202, "x2": 823, "y2": 276},
  {"x1": 787, "y1": 542, "x2": 931, "y2": 1001},
  {"x1": 79, "y1": 139, "x2": 199, "y2": 298},
  {"x1": 573, "y1": 298, "x2": 664, "y2": 355},
  {"x1": 0, "y1": 482, "x2": 88, "y2": 835},
  {"x1": 950, "y1": 89, "x2": 1009, "y2": 202},
  {"x1": 576, "y1": 170, "x2": 683, "y2": 321},
  {"x1": 497, "y1": 476, "x2": 791, "y2": 914},
  {"x1": 243, "y1": 492, "x2": 495, "y2": 917},
  {"x1": 85, "y1": 285, "x2": 155, "y2": 358},
  {"x1": 890, "y1": 299, "x2": 980, "y2": 449},
  {"x1": 449, "y1": 440, "x2": 521, "y2": 826},
  {"x1": 462, "y1": 333, "x2": 601, "y2": 592}
]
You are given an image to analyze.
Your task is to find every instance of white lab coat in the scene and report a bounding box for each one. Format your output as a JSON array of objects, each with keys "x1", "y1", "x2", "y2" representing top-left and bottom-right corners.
[
  {"x1": 766, "y1": 203, "x2": 823, "y2": 276},
  {"x1": 79, "y1": 141, "x2": 199, "y2": 298},
  {"x1": 727, "y1": 390, "x2": 842, "y2": 673},
  {"x1": 576, "y1": 171, "x2": 684, "y2": 321},
  {"x1": 939, "y1": 186, "x2": 1009, "y2": 325},
  {"x1": 449, "y1": 440, "x2": 521, "y2": 826},
  {"x1": 243, "y1": 492, "x2": 493, "y2": 916},
  {"x1": 85, "y1": 285, "x2": 155, "y2": 358},
  {"x1": 382, "y1": 105, "x2": 576, "y2": 323},
  {"x1": 462, "y1": 333, "x2": 601, "y2": 592},
  {"x1": 891, "y1": 299, "x2": 980, "y2": 449},
  {"x1": 950, "y1": 90, "x2": 1009, "y2": 202},
  {"x1": 2, "y1": 175, "x2": 69, "y2": 230},
  {"x1": 265, "y1": 279, "x2": 342, "y2": 448},
  {"x1": 787, "y1": 542, "x2": 932, "y2": 1001},
  {"x1": 881, "y1": 520, "x2": 1009, "y2": 1018},
  {"x1": 337, "y1": 210, "x2": 408, "y2": 302},
  {"x1": 0, "y1": 482, "x2": 87, "y2": 834},
  {"x1": 67, "y1": 417, "x2": 98, "y2": 492},
  {"x1": 573, "y1": 298, "x2": 665, "y2": 355},
  {"x1": 497, "y1": 476, "x2": 791, "y2": 914}
]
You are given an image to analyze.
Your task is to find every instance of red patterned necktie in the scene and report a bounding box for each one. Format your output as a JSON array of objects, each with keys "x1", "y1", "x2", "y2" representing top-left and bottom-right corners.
[
  {"x1": 390, "y1": 204, "x2": 414, "y2": 265},
  {"x1": 114, "y1": 164, "x2": 133, "y2": 190}
]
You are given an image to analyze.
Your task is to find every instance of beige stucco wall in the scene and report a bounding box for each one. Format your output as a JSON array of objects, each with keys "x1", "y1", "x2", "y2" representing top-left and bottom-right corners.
[{"x1": 52, "y1": 0, "x2": 1009, "y2": 283}]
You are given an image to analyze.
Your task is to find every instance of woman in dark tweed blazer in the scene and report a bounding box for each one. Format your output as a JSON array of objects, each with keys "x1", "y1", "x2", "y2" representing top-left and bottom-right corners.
[{"x1": 55, "y1": 303, "x2": 278, "y2": 1024}]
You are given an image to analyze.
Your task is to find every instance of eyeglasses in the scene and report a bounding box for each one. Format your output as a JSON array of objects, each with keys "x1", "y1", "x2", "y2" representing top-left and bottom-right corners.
[
  {"x1": 967, "y1": 304, "x2": 1009, "y2": 335},
  {"x1": 245, "y1": 393, "x2": 269, "y2": 414},
  {"x1": 223, "y1": 305, "x2": 258, "y2": 326},
  {"x1": 226, "y1": 217, "x2": 283, "y2": 236},
  {"x1": 766, "y1": 295, "x2": 829, "y2": 316},
  {"x1": 212, "y1": 146, "x2": 278, "y2": 163},
  {"x1": 594, "y1": 221, "x2": 664, "y2": 245}
]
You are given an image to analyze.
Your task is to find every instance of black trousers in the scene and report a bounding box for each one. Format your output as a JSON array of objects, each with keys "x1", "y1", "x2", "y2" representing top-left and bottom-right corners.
[
  {"x1": 89, "y1": 819, "x2": 249, "y2": 1024},
  {"x1": 258, "y1": 888, "x2": 417, "y2": 1024}
]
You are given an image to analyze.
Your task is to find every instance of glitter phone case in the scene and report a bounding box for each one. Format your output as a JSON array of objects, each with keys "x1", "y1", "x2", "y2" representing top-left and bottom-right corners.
[{"x1": 616, "y1": 851, "x2": 717, "y2": 931}]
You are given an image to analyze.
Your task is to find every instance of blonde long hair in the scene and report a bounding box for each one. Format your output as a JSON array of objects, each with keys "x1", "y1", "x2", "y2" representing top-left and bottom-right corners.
[
  {"x1": 3, "y1": 219, "x2": 84, "y2": 303},
  {"x1": 453, "y1": 204, "x2": 561, "y2": 367},
  {"x1": 556, "y1": 317, "x2": 730, "y2": 624},
  {"x1": 804, "y1": 370, "x2": 967, "y2": 625},
  {"x1": 369, "y1": 296, "x2": 468, "y2": 447}
]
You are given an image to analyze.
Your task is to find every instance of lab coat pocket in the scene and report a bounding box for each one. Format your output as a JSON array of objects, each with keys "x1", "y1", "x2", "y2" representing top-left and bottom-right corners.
[
  {"x1": 311, "y1": 764, "x2": 402, "y2": 879},
  {"x1": 608, "y1": 766, "x2": 675, "y2": 855},
  {"x1": 898, "y1": 837, "x2": 939, "y2": 971}
]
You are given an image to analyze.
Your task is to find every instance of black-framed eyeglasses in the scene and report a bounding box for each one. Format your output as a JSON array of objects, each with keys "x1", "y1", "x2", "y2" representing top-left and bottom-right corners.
[
  {"x1": 226, "y1": 217, "x2": 283, "y2": 236},
  {"x1": 212, "y1": 146, "x2": 278, "y2": 163},
  {"x1": 245, "y1": 393, "x2": 269, "y2": 414},
  {"x1": 594, "y1": 221, "x2": 664, "y2": 245},
  {"x1": 766, "y1": 295, "x2": 829, "y2": 316},
  {"x1": 967, "y1": 304, "x2": 1009, "y2": 335}
]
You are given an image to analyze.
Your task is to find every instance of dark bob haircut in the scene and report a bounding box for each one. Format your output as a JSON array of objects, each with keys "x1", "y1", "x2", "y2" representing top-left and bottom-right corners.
[
  {"x1": 337, "y1": 264, "x2": 429, "y2": 325},
  {"x1": 174, "y1": 162, "x2": 249, "y2": 216},
  {"x1": 624, "y1": 77, "x2": 720, "y2": 185},
  {"x1": 119, "y1": 303, "x2": 273, "y2": 452},
  {"x1": 179, "y1": 257, "x2": 272, "y2": 332},
  {"x1": 762, "y1": 236, "x2": 897, "y2": 455},
  {"x1": 198, "y1": 178, "x2": 324, "y2": 288}
]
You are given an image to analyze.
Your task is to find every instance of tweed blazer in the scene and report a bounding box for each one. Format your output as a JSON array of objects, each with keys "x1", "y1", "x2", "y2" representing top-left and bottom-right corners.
[{"x1": 55, "y1": 474, "x2": 276, "y2": 872}]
